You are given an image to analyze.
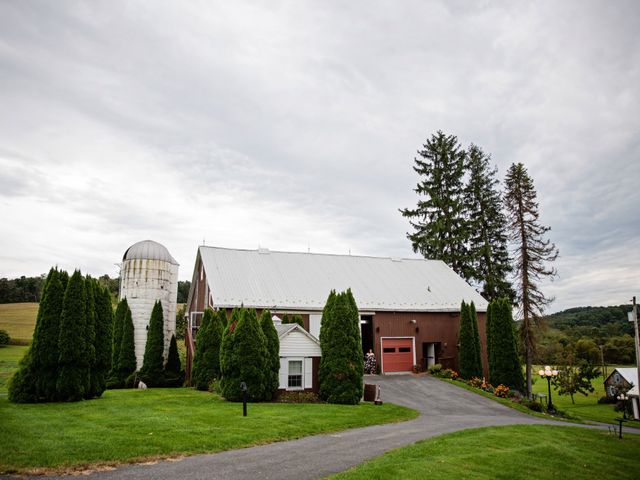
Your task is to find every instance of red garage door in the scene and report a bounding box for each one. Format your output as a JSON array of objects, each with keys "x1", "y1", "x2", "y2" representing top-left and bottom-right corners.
[{"x1": 382, "y1": 338, "x2": 414, "y2": 373}]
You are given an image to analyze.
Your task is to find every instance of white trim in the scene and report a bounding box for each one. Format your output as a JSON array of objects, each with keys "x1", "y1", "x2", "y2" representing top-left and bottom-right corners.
[
  {"x1": 287, "y1": 357, "x2": 305, "y2": 391},
  {"x1": 278, "y1": 323, "x2": 321, "y2": 346},
  {"x1": 380, "y1": 336, "x2": 416, "y2": 374}
]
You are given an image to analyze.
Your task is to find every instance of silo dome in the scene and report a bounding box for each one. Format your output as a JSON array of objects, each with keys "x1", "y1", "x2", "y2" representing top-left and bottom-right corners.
[
  {"x1": 123, "y1": 240, "x2": 178, "y2": 264},
  {"x1": 119, "y1": 240, "x2": 179, "y2": 369}
]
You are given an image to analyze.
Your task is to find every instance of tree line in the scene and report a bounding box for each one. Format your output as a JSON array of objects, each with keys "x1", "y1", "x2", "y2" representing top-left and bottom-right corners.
[
  {"x1": 0, "y1": 275, "x2": 191, "y2": 305},
  {"x1": 402, "y1": 130, "x2": 558, "y2": 397}
]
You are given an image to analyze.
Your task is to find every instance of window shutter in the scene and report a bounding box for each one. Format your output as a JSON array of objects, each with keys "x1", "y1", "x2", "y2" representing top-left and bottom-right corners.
[
  {"x1": 279, "y1": 357, "x2": 288, "y2": 389},
  {"x1": 304, "y1": 357, "x2": 313, "y2": 389}
]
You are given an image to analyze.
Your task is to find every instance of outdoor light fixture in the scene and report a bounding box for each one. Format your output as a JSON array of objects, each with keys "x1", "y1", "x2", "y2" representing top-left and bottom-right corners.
[
  {"x1": 539, "y1": 366, "x2": 558, "y2": 413},
  {"x1": 617, "y1": 393, "x2": 630, "y2": 420}
]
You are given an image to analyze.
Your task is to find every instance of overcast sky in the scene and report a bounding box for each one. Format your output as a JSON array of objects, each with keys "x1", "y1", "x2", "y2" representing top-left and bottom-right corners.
[{"x1": 1, "y1": 1, "x2": 638, "y2": 313}]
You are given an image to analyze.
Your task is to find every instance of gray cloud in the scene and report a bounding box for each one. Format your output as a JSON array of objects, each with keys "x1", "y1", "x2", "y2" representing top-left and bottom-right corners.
[{"x1": 1, "y1": 0, "x2": 638, "y2": 312}]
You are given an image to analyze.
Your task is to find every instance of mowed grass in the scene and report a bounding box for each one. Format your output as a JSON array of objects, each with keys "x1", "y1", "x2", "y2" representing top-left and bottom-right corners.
[
  {"x1": 531, "y1": 368, "x2": 630, "y2": 425},
  {"x1": 0, "y1": 345, "x2": 27, "y2": 394},
  {"x1": 0, "y1": 302, "x2": 38, "y2": 342},
  {"x1": 0, "y1": 347, "x2": 417, "y2": 474},
  {"x1": 0, "y1": 389, "x2": 417, "y2": 474},
  {"x1": 330, "y1": 425, "x2": 640, "y2": 480}
]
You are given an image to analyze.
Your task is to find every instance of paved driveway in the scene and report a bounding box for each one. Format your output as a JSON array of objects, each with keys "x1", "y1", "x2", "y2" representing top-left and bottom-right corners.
[{"x1": 42, "y1": 375, "x2": 557, "y2": 480}]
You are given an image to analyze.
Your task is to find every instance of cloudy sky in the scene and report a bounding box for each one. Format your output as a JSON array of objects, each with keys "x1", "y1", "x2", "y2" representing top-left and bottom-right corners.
[{"x1": 1, "y1": 1, "x2": 638, "y2": 313}]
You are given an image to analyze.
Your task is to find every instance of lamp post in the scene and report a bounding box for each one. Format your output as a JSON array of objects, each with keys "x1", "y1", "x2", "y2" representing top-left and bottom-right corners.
[
  {"x1": 538, "y1": 366, "x2": 558, "y2": 413},
  {"x1": 617, "y1": 392, "x2": 629, "y2": 420}
]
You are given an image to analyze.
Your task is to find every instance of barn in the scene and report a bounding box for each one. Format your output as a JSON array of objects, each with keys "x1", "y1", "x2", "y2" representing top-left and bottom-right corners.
[{"x1": 184, "y1": 246, "x2": 488, "y2": 378}]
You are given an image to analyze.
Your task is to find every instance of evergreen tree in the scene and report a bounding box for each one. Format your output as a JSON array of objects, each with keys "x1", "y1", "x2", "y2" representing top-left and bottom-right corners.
[
  {"x1": 166, "y1": 334, "x2": 181, "y2": 374},
  {"x1": 291, "y1": 314, "x2": 304, "y2": 328},
  {"x1": 319, "y1": 290, "x2": 337, "y2": 347},
  {"x1": 319, "y1": 291, "x2": 363, "y2": 404},
  {"x1": 191, "y1": 308, "x2": 212, "y2": 389},
  {"x1": 58, "y1": 270, "x2": 69, "y2": 291},
  {"x1": 109, "y1": 299, "x2": 127, "y2": 382},
  {"x1": 400, "y1": 131, "x2": 470, "y2": 279},
  {"x1": 192, "y1": 308, "x2": 224, "y2": 390},
  {"x1": 93, "y1": 285, "x2": 113, "y2": 397},
  {"x1": 31, "y1": 268, "x2": 64, "y2": 401},
  {"x1": 281, "y1": 313, "x2": 291, "y2": 324},
  {"x1": 260, "y1": 309, "x2": 280, "y2": 398},
  {"x1": 220, "y1": 308, "x2": 241, "y2": 400},
  {"x1": 84, "y1": 277, "x2": 97, "y2": 398},
  {"x1": 490, "y1": 298, "x2": 525, "y2": 391},
  {"x1": 486, "y1": 302, "x2": 496, "y2": 383},
  {"x1": 464, "y1": 145, "x2": 514, "y2": 301},
  {"x1": 8, "y1": 268, "x2": 63, "y2": 403},
  {"x1": 117, "y1": 303, "x2": 137, "y2": 386},
  {"x1": 458, "y1": 301, "x2": 478, "y2": 380},
  {"x1": 228, "y1": 308, "x2": 268, "y2": 401},
  {"x1": 469, "y1": 301, "x2": 483, "y2": 378},
  {"x1": 139, "y1": 301, "x2": 165, "y2": 386},
  {"x1": 504, "y1": 162, "x2": 559, "y2": 397},
  {"x1": 56, "y1": 270, "x2": 88, "y2": 401}
]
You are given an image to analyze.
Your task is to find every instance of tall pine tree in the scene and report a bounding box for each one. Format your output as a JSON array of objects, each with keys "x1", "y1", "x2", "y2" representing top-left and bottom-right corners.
[
  {"x1": 464, "y1": 145, "x2": 514, "y2": 301},
  {"x1": 400, "y1": 131, "x2": 470, "y2": 279},
  {"x1": 139, "y1": 300, "x2": 166, "y2": 386},
  {"x1": 57, "y1": 270, "x2": 88, "y2": 401},
  {"x1": 504, "y1": 162, "x2": 559, "y2": 397},
  {"x1": 260, "y1": 309, "x2": 280, "y2": 399}
]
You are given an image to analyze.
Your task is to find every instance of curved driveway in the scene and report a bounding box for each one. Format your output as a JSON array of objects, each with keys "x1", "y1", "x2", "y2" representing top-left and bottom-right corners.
[{"x1": 46, "y1": 375, "x2": 559, "y2": 480}]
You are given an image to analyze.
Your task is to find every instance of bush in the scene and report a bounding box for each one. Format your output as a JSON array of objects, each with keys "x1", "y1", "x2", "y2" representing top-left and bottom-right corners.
[
  {"x1": 494, "y1": 384, "x2": 510, "y2": 398},
  {"x1": 139, "y1": 301, "x2": 165, "y2": 387},
  {"x1": 469, "y1": 377, "x2": 484, "y2": 389},
  {"x1": 522, "y1": 399, "x2": 543, "y2": 412},
  {"x1": 428, "y1": 363, "x2": 442, "y2": 375},
  {"x1": 273, "y1": 391, "x2": 321, "y2": 403},
  {"x1": 0, "y1": 329, "x2": 10, "y2": 346},
  {"x1": 598, "y1": 395, "x2": 616, "y2": 404}
]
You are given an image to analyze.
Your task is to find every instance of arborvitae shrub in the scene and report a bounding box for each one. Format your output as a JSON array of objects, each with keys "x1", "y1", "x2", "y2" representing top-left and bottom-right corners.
[
  {"x1": 93, "y1": 285, "x2": 113, "y2": 397},
  {"x1": 491, "y1": 298, "x2": 525, "y2": 392},
  {"x1": 469, "y1": 301, "x2": 483, "y2": 378},
  {"x1": 30, "y1": 268, "x2": 64, "y2": 401},
  {"x1": 117, "y1": 303, "x2": 137, "y2": 387},
  {"x1": 56, "y1": 270, "x2": 88, "y2": 402},
  {"x1": 458, "y1": 301, "x2": 476, "y2": 380},
  {"x1": 109, "y1": 299, "x2": 127, "y2": 381},
  {"x1": 192, "y1": 308, "x2": 224, "y2": 390},
  {"x1": 191, "y1": 308, "x2": 212, "y2": 390},
  {"x1": 84, "y1": 277, "x2": 97, "y2": 399},
  {"x1": 281, "y1": 313, "x2": 290, "y2": 324},
  {"x1": 139, "y1": 301, "x2": 165, "y2": 387},
  {"x1": 319, "y1": 290, "x2": 363, "y2": 404},
  {"x1": 260, "y1": 309, "x2": 280, "y2": 398},
  {"x1": 163, "y1": 334, "x2": 183, "y2": 387},
  {"x1": 486, "y1": 302, "x2": 496, "y2": 383},
  {"x1": 220, "y1": 308, "x2": 241, "y2": 400},
  {"x1": 230, "y1": 308, "x2": 268, "y2": 401}
]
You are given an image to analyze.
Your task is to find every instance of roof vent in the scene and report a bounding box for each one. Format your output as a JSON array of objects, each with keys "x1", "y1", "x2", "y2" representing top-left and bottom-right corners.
[
  {"x1": 272, "y1": 315, "x2": 282, "y2": 325},
  {"x1": 258, "y1": 247, "x2": 270, "y2": 254}
]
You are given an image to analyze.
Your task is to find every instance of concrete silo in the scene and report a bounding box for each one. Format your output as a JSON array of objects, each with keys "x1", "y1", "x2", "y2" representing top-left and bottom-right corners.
[{"x1": 119, "y1": 240, "x2": 179, "y2": 369}]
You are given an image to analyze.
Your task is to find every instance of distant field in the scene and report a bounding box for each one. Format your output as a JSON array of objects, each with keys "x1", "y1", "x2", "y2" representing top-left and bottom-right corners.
[{"x1": 0, "y1": 303, "x2": 38, "y2": 343}]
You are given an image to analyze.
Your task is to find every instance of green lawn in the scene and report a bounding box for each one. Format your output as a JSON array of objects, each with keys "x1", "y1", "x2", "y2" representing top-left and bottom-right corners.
[
  {"x1": 531, "y1": 370, "x2": 628, "y2": 425},
  {"x1": 0, "y1": 345, "x2": 27, "y2": 394},
  {"x1": 0, "y1": 302, "x2": 38, "y2": 343},
  {"x1": 0, "y1": 344, "x2": 417, "y2": 474},
  {"x1": 330, "y1": 425, "x2": 640, "y2": 480}
]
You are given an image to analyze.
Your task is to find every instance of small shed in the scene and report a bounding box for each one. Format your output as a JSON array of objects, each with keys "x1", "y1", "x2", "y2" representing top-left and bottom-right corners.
[
  {"x1": 604, "y1": 368, "x2": 638, "y2": 398},
  {"x1": 274, "y1": 317, "x2": 321, "y2": 393}
]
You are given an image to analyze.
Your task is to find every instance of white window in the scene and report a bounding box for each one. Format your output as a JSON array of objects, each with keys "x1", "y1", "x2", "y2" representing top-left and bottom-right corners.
[{"x1": 288, "y1": 360, "x2": 303, "y2": 389}]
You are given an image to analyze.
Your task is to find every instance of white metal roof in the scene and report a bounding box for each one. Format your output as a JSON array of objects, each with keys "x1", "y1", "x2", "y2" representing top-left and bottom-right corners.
[
  {"x1": 198, "y1": 246, "x2": 487, "y2": 312},
  {"x1": 123, "y1": 240, "x2": 179, "y2": 265}
]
